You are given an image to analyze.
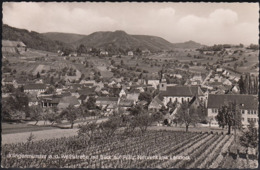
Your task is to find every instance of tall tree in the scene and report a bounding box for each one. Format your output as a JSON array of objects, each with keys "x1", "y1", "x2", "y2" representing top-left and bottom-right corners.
[
  {"x1": 85, "y1": 96, "x2": 96, "y2": 110},
  {"x1": 77, "y1": 44, "x2": 87, "y2": 55},
  {"x1": 36, "y1": 72, "x2": 41, "y2": 79},
  {"x1": 238, "y1": 75, "x2": 245, "y2": 94},
  {"x1": 61, "y1": 105, "x2": 78, "y2": 128},
  {"x1": 215, "y1": 101, "x2": 242, "y2": 135},
  {"x1": 138, "y1": 92, "x2": 152, "y2": 103},
  {"x1": 240, "y1": 121, "x2": 258, "y2": 149},
  {"x1": 29, "y1": 105, "x2": 43, "y2": 125},
  {"x1": 175, "y1": 102, "x2": 200, "y2": 132}
]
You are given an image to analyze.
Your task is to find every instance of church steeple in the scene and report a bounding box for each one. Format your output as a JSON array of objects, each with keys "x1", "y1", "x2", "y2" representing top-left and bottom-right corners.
[{"x1": 159, "y1": 66, "x2": 167, "y2": 91}]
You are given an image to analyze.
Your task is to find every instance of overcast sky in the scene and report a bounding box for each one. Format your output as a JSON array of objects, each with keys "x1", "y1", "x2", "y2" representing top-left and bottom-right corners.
[{"x1": 3, "y1": 2, "x2": 259, "y2": 45}]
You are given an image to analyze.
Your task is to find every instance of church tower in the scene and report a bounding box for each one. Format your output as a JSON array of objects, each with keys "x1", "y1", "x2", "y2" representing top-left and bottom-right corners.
[{"x1": 159, "y1": 73, "x2": 167, "y2": 91}]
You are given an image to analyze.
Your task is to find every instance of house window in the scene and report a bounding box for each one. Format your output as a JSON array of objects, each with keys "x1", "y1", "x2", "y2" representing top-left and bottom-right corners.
[
  {"x1": 212, "y1": 109, "x2": 218, "y2": 113},
  {"x1": 248, "y1": 118, "x2": 251, "y2": 122},
  {"x1": 241, "y1": 110, "x2": 245, "y2": 114},
  {"x1": 254, "y1": 110, "x2": 257, "y2": 114}
]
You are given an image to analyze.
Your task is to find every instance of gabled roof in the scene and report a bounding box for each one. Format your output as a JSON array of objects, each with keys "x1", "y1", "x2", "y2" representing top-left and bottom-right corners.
[
  {"x1": 24, "y1": 83, "x2": 46, "y2": 90},
  {"x1": 149, "y1": 95, "x2": 163, "y2": 107},
  {"x1": 28, "y1": 95, "x2": 38, "y2": 102},
  {"x1": 50, "y1": 97, "x2": 61, "y2": 104},
  {"x1": 59, "y1": 96, "x2": 80, "y2": 105},
  {"x1": 119, "y1": 99, "x2": 134, "y2": 107},
  {"x1": 57, "y1": 103, "x2": 70, "y2": 109},
  {"x1": 78, "y1": 87, "x2": 95, "y2": 95},
  {"x1": 97, "y1": 97, "x2": 118, "y2": 102},
  {"x1": 208, "y1": 94, "x2": 258, "y2": 110},
  {"x1": 161, "y1": 86, "x2": 204, "y2": 97},
  {"x1": 78, "y1": 95, "x2": 87, "y2": 100}
]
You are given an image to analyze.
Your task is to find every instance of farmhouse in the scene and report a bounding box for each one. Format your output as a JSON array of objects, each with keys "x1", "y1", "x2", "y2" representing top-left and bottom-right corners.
[
  {"x1": 126, "y1": 92, "x2": 140, "y2": 102},
  {"x1": 128, "y1": 51, "x2": 134, "y2": 56},
  {"x1": 159, "y1": 84, "x2": 205, "y2": 106},
  {"x1": 96, "y1": 97, "x2": 119, "y2": 111},
  {"x1": 207, "y1": 94, "x2": 258, "y2": 127},
  {"x1": 118, "y1": 98, "x2": 135, "y2": 110},
  {"x1": 40, "y1": 96, "x2": 61, "y2": 108},
  {"x1": 24, "y1": 83, "x2": 47, "y2": 93},
  {"x1": 2, "y1": 77, "x2": 18, "y2": 88},
  {"x1": 100, "y1": 50, "x2": 108, "y2": 55}
]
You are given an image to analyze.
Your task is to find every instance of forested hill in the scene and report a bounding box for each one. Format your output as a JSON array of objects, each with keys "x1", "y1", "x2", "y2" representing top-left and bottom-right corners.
[
  {"x1": 172, "y1": 40, "x2": 204, "y2": 49},
  {"x1": 43, "y1": 30, "x2": 175, "y2": 52},
  {"x1": 42, "y1": 32, "x2": 87, "y2": 44},
  {"x1": 2, "y1": 24, "x2": 69, "y2": 52}
]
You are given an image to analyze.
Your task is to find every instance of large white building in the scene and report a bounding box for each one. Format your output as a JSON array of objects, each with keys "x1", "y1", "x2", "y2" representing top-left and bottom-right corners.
[
  {"x1": 159, "y1": 82, "x2": 205, "y2": 106},
  {"x1": 207, "y1": 94, "x2": 258, "y2": 127}
]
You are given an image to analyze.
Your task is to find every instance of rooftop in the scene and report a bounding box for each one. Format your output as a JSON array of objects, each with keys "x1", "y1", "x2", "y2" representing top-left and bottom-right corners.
[
  {"x1": 161, "y1": 85, "x2": 204, "y2": 97},
  {"x1": 97, "y1": 97, "x2": 118, "y2": 102},
  {"x1": 208, "y1": 94, "x2": 258, "y2": 110},
  {"x1": 24, "y1": 83, "x2": 46, "y2": 90}
]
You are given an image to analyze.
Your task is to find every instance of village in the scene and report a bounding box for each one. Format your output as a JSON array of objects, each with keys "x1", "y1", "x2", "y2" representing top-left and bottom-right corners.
[
  {"x1": 1, "y1": 2, "x2": 259, "y2": 168},
  {"x1": 2, "y1": 39, "x2": 258, "y2": 130}
]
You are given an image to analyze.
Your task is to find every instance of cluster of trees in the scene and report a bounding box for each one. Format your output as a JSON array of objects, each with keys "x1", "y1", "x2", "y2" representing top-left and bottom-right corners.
[
  {"x1": 238, "y1": 74, "x2": 258, "y2": 94},
  {"x1": 199, "y1": 44, "x2": 245, "y2": 53},
  {"x1": 215, "y1": 100, "x2": 258, "y2": 150},
  {"x1": 173, "y1": 101, "x2": 206, "y2": 132},
  {"x1": 29, "y1": 98, "x2": 100, "y2": 129},
  {"x1": 215, "y1": 101, "x2": 242, "y2": 135},
  {"x1": 77, "y1": 104, "x2": 163, "y2": 144},
  {"x1": 124, "y1": 104, "x2": 164, "y2": 135},
  {"x1": 2, "y1": 90, "x2": 29, "y2": 121},
  {"x1": 246, "y1": 44, "x2": 259, "y2": 50}
]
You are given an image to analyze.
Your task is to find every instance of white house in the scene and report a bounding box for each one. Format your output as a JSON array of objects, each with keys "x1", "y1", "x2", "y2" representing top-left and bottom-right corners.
[
  {"x1": 100, "y1": 51, "x2": 108, "y2": 55},
  {"x1": 147, "y1": 80, "x2": 160, "y2": 89},
  {"x1": 223, "y1": 79, "x2": 232, "y2": 86},
  {"x1": 207, "y1": 94, "x2": 258, "y2": 127},
  {"x1": 128, "y1": 51, "x2": 134, "y2": 56}
]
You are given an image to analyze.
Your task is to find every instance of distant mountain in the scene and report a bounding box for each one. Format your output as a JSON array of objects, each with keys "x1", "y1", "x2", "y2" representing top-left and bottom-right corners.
[
  {"x1": 41, "y1": 32, "x2": 87, "y2": 44},
  {"x1": 73, "y1": 30, "x2": 174, "y2": 52},
  {"x1": 172, "y1": 40, "x2": 204, "y2": 49},
  {"x1": 2, "y1": 24, "x2": 69, "y2": 52}
]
